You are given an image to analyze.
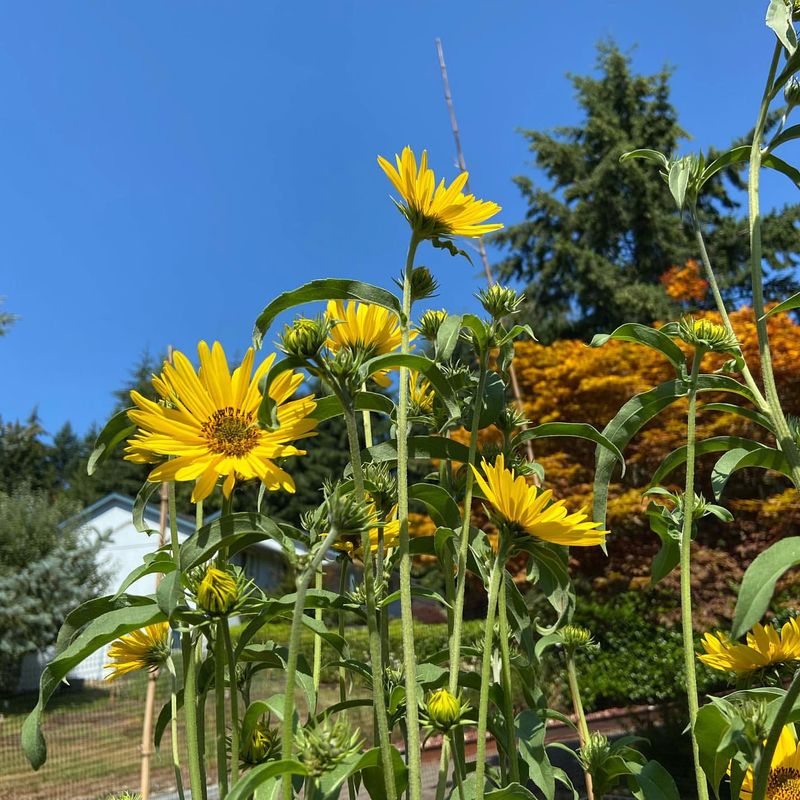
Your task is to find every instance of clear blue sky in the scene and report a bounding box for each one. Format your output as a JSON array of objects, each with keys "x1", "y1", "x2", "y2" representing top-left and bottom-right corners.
[{"x1": 2, "y1": 1, "x2": 798, "y2": 438}]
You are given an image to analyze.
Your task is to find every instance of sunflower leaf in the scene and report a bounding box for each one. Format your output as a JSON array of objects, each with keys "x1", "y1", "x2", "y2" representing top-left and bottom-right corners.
[
  {"x1": 765, "y1": 290, "x2": 800, "y2": 318},
  {"x1": 409, "y1": 483, "x2": 461, "y2": 529},
  {"x1": 731, "y1": 537, "x2": 800, "y2": 638},
  {"x1": 252, "y1": 280, "x2": 402, "y2": 348},
  {"x1": 311, "y1": 392, "x2": 394, "y2": 423},
  {"x1": 88, "y1": 408, "x2": 136, "y2": 475},
  {"x1": 359, "y1": 436, "x2": 472, "y2": 467},
  {"x1": 515, "y1": 422, "x2": 625, "y2": 473},
  {"x1": 430, "y1": 236, "x2": 473, "y2": 263},
  {"x1": 589, "y1": 323, "x2": 687, "y2": 376},
  {"x1": 226, "y1": 759, "x2": 309, "y2": 800},
  {"x1": 711, "y1": 445, "x2": 792, "y2": 500}
]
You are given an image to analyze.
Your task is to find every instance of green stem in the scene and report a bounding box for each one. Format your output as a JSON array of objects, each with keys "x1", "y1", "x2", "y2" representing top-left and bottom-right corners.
[
  {"x1": 565, "y1": 655, "x2": 594, "y2": 800},
  {"x1": 342, "y1": 406, "x2": 397, "y2": 800},
  {"x1": 450, "y1": 735, "x2": 466, "y2": 800},
  {"x1": 182, "y1": 634, "x2": 206, "y2": 800},
  {"x1": 215, "y1": 624, "x2": 229, "y2": 798},
  {"x1": 748, "y1": 42, "x2": 800, "y2": 491},
  {"x1": 751, "y1": 668, "x2": 800, "y2": 800},
  {"x1": 691, "y1": 220, "x2": 767, "y2": 410},
  {"x1": 475, "y1": 546, "x2": 504, "y2": 800},
  {"x1": 448, "y1": 352, "x2": 489, "y2": 693},
  {"x1": 222, "y1": 620, "x2": 240, "y2": 786},
  {"x1": 165, "y1": 656, "x2": 185, "y2": 800},
  {"x1": 496, "y1": 574, "x2": 520, "y2": 784},
  {"x1": 336, "y1": 557, "x2": 357, "y2": 800},
  {"x1": 435, "y1": 738, "x2": 451, "y2": 800},
  {"x1": 313, "y1": 567, "x2": 323, "y2": 694},
  {"x1": 398, "y1": 234, "x2": 424, "y2": 800},
  {"x1": 680, "y1": 350, "x2": 709, "y2": 800},
  {"x1": 281, "y1": 523, "x2": 341, "y2": 800}
]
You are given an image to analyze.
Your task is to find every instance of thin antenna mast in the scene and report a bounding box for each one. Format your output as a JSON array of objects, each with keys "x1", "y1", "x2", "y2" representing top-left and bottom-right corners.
[{"x1": 434, "y1": 38, "x2": 535, "y2": 464}]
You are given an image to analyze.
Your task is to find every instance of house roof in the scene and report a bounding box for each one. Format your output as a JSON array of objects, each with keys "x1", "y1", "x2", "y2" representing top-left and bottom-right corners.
[{"x1": 64, "y1": 491, "x2": 290, "y2": 555}]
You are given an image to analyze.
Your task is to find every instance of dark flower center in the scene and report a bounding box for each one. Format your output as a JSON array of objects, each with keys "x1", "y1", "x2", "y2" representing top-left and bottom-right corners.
[
  {"x1": 202, "y1": 407, "x2": 259, "y2": 457},
  {"x1": 768, "y1": 767, "x2": 800, "y2": 799}
]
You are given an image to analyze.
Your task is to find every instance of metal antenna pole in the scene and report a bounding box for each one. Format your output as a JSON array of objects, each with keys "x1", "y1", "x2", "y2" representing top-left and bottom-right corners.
[{"x1": 434, "y1": 38, "x2": 536, "y2": 465}]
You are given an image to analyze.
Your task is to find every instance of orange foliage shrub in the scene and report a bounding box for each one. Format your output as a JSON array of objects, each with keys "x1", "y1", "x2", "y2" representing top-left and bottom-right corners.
[
  {"x1": 661, "y1": 259, "x2": 709, "y2": 303},
  {"x1": 511, "y1": 307, "x2": 800, "y2": 624}
]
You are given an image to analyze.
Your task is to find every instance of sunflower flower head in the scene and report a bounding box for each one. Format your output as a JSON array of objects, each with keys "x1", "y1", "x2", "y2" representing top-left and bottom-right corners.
[
  {"x1": 698, "y1": 618, "x2": 800, "y2": 674},
  {"x1": 104, "y1": 623, "x2": 171, "y2": 681},
  {"x1": 736, "y1": 725, "x2": 800, "y2": 800},
  {"x1": 471, "y1": 454, "x2": 607, "y2": 548},
  {"x1": 332, "y1": 502, "x2": 399, "y2": 562},
  {"x1": 125, "y1": 341, "x2": 317, "y2": 502},
  {"x1": 408, "y1": 370, "x2": 435, "y2": 415},
  {"x1": 378, "y1": 147, "x2": 503, "y2": 240},
  {"x1": 240, "y1": 720, "x2": 280, "y2": 766},
  {"x1": 196, "y1": 565, "x2": 240, "y2": 616},
  {"x1": 325, "y1": 300, "x2": 414, "y2": 388},
  {"x1": 678, "y1": 316, "x2": 739, "y2": 354}
]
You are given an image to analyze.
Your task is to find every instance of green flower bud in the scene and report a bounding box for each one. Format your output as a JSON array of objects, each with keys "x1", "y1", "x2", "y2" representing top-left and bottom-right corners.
[
  {"x1": 496, "y1": 403, "x2": 529, "y2": 434},
  {"x1": 196, "y1": 566, "x2": 240, "y2": 615},
  {"x1": 476, "y1": 284, "x2": 524, "y2": 319},
  {"x1": 296, "y1": 716, "x2": 363, "y2": 777},
  {"x1": 363, "y1": 463, "x2": 398, "y2": 517},
  {"x1": 424, "y1": 688, "x2": 467, "y2": 732},
  {"x1": 559, "y1": 624, "x2": 596, "y2": 654},
  {"x1": 280, "y1": 315, "x2": 331, "y2": 360},
  {"x1": 401, "y1": 266, "x2": 439, "y2": 302},
  {"x1": 417, "y1": 309, "x2": 448, "y2": 341},
  {"x1": 326, "y1": 348, "x2": 363, "y2": 393},
  {"x1": 105, "y1": 794, "x2": 143, "y2": 800},
  {"x1": 240, "y1": 720, "x2": 280, "y2": 765},
  {"x1": 677, "y1": 316, "x2": 740, "y2": 354},
  {"x1": 580, "y1": 731, "x2": 612, "y2": 775}
]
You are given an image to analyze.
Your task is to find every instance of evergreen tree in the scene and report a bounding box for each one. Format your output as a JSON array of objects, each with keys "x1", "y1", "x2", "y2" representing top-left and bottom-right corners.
[
  {"x1": 492, "y1": 42, "x2": 800, "y2": 342},
  {"x1": 0, "y1": 412, "x2": 54, "y2": 493}
]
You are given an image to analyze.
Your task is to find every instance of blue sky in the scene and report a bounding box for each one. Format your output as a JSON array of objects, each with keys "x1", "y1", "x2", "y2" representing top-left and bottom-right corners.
[{"x1": 2, "y1": 1, "x2": 798, "y2": 437}]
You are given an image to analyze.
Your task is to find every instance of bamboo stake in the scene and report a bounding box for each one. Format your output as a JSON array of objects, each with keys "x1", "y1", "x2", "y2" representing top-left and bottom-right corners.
[
  {"x1": 139, "y1": 345, "x2": 174, "y2": 800},
  {"x1": 434, "y1": 38, "x2": 536, "y2": 466}
]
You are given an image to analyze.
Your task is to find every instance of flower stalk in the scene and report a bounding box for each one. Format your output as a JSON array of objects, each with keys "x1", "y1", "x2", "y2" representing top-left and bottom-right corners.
[
  {"x1": 565, "y1": 655, "x2": 594, "y2": 800},
  {"x1": 165, "y1": 655, "x2": 185, "y2": 800},
  {"x1": 496, "y1": 575, "x2": 520, "y2": 785}
]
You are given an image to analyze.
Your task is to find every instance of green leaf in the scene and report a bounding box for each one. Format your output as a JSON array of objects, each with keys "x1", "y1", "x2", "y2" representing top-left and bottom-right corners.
[
  {"x1": 767, "y1": 0, "x2": 798, "y2": 54},
  {"x1": 763, "y1": 151, "x2": 800, "y2": 190},
  {"x1": 113, "y1": 551, "x2": 175, "y2": 600},
  {"x1": 619, "y1": 149, "x2": 669, "y2": 168},
  {"x1": 765, "y1": 290, "x2": 800, "y2": 318},
  {"x1": 252, "y1": 279, "x2": 402, "y2": 348},
  {"x1": 226, "y1": 759, "x2": 309, "y2": 800},
  {"x1": 731, "y1": 537, "x2": 800, "y2": 638},
  {"x1": 522, "y1": 543, "x2": 574, "y2": 633},
  {"x1": 593, "y1": 375, "x2": 758, "y2": 524},
  {"x1": 767, "y1": 123, "x2": 800, "y2": 153},
  {"x1": 770, "y1": 43, "x2": 800, "y2": 100},
  {"x1": 590, "y1": 323, "x2": 687, "y2": 376},
  {"x1": 361, "y1": 436, "x2": 472, "y2": 467},
  {"x1": 668, "y1": 158, "x2": 691, "y2": 210},
  {"x1": 431, "y1": 236, "x2": 472, "y2": 263},
  {"x1": 359, "y1": 745, "x2": 408, "y2": 800},
  {"x1": 300, "y1": 614, "x2": 348, "y2": 658},
  {"x1": 408, "y1": 483, "x2": 461, "y2": 529},
  {"x1": 516, "y1": 422, "x2": 625, "y2": 472},
  {"x1": 155, "y1": 570, "x2": 181, "y2": 619},
  {"x1": 711, "y1": 445, "x2": 792, "y2": 500},
  {"x1": 651, "y1": 436, "x2": 770, "y2": 485},
  {"x1": 435, "y1": 314, "x2": 463, "y2": 361},
  {"x1": 87, "y1": 408, "x2": 136, "y2": 475},
  {"x1": 461, "y1": 313, "x2": 491, "y2": 352},
  {"x1": 22, "y1": 601, "x2": 165, "y2": 769},
  {"x1": 383, "y1": 586, "x2": 450, "y2": 609},
  {"x1": 180, "y1": 512, "x2": 292, "y2": 570},
  {"x1": 515, "y1": 710, "x2": 554, "y2": 799},
  {"x1": 626, "y1": 759, "x2": 680, "y2": 800},
  {"x1": 311, "y1": 391, "x2": 394, "y2": 422},
  {"x1": 701, "y1": 145, "x2": 750, "y2": 184},
  {"x1": 485, "y1": 785, "x2": 538, "y2": 800},
  {"x1": 700, "y1": 402, "x2": 774, "y2": 432},
  {"x1": 359, "y1": 352, "x2": 460, "y2": 420},
  {"x1": 133, "y1": 481, "x2": 161, "y2": 536},
  {"x1": 695, "y1": 703, "x2": 737, "y2": 798},
  {"x1": 462, "y1": 369, "x2": 506, "y2": 432}
]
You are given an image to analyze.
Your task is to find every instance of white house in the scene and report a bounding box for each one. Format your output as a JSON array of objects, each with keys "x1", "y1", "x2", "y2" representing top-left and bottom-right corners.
[{"x1": 17, "y1": 492, "x2": 290, "y2": 690}]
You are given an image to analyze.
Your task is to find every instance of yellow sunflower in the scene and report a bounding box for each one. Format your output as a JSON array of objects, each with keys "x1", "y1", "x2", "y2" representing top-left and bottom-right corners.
[
  {"x1": 699, "y1": 619, "x2": 800, "y2": 673},
  {"x1": 471, "y1": 454, "x2": 607, "y2": 547},
  {"x1": 377, "y1": 146, "x2": 503, "y2": 239},
  {"x1": 104, "y1": 622, "x2": 171, "y2": 680},
  {"x1": 409, "y1": 369, "x2": 435, "y2": 413},
  {"x1": 737, "y1": 725, "x2": 800, "y2": 800},
  {"x1": 325, "y1": 300, "x2": 415, "y2": 387},
  {"x1": 125, "y1": 341, "x2": 317, "y2": 502},
  {"x1": 332, "y1": 503, "x2": 400, "y2": 561}
]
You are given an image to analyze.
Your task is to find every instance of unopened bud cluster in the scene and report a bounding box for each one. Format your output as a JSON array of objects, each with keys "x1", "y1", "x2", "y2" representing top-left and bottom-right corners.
[
  {"x1": 477, "y1": 284, "x2": 524, "y2": 319},
  {"x1": 417, "y1": 309, "x2": 447, "y2": 341},
  {"x1": 405, "y1": 266, "x2": 439, "y2": 302},
  {"x1": 580, "y1": 731, "x2": 612, "y2": 775},
  {"x1": 280, "y1": 316, "x2": 331, "y2": 360},
  {"x1": 296, "y1": 716, "x2": 363, "y2": 776},
  {"x1": 558, "y1": 624, "x2": 596, "y2": 654},
  {"x1": 677, "y1": 317, "x2": 739, "y2": 354}
]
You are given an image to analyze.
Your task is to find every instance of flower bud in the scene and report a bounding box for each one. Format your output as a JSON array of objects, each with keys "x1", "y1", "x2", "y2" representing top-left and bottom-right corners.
[
  {"x1": 424, "y1": 688, "x2": 469, "y2": 732},
  {"x1": 580, "y1": 731, "x2": 612, "y2": 775},
  {"x1": 326, "y1": 348, "x2": 363, "y2": 392},
  {"x1": 409, "y1": 370, "x2": 435, "y2": 414},
  {"x1": 677, "y1": 316, "x2": 739, "y2": 354},
  {"x1": 296, "y1": 716, "x2": 363, "y2": 776},
  {"x1": 362, "y1": 463, "x2": 398, "y2": 517},
  {"x1": 417, "y1": 309, "x2": 448, "y2": 341},
  {"x1": 197, "y1": 566, "x2": 239, "y2": 615},
  {"x1": 403, "y1": 266, "x2": 439, "y2": 302},
  {"x1": 477, "y1": 284, "x2": 524, "y2": 319},
  {"x1": 280, "y1": 316, "x2": 330, "y2": 360},
  {"x1": 240, "y1": 720, "x2": 280, "y2": 765},
  {"x1": 559, "y1": 624, "x2": 595, "y2": 653},
  {"x1": 105, "y1": 794, "x2": 142, "y2": 800}
]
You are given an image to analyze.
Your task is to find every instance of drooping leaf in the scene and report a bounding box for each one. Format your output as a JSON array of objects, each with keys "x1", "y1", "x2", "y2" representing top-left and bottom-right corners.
[
  {"x1": 113, "y1": 551, "x2": 175, "y2": 601},
  {"x1": 765, "y1": 290, "x2": 800, "y2": 318},
  {"x1": 589, "y1": 323, "x2": 687, "y2": 376},
  {"x1": 700, "y1": 402, "x2": 774, "y2": 432},
  {"x1": 626, "y1": 759, "x2": 680, "y2": 800},
  {"x1": 87, "y1": 408, "x2": 136, "y2": 475},
  {"x1": 516, "y1": 422, "x2": 625, "y2": 473},
  {"x1": 651, "y1": 436, "x2": 769, "y2": 485},
  {"x1": 133, "y1": 480, "x2": 161, "y2": 536},
  {"x1": 515, "y1": 710, "x2": 555, "y2": 799},
  {"x1": 711, "y1": 446, "x2": 792, "y2": 500},
  {"x1": 763, "y1": 151, "x2": 800, "y2": 190},
  {"x1": 767, "y1": 0, "x2": 798, "y2": 55},
  {"x1": 226, "y1": 759, "x2": 309, "y2": 800},
  {"x1": 408, "y1": 483, "x2": 461, "y2": 529},
  {"x1": 311, "y1": 392, "x2": 394, "y2": 422},
  {"x1": 252, "y1": 279, "x2": 402, "y2": 348},
  {"x1": 619, "y1": 149, "x2": 669, "y2": 168},
  {"x1": 731, "y1": 537, "x2": 800, "y2": 638},
  {"x1": 361, "y1": 436, "x2": 472, "y2": 467},
  {"x1": 22, "y1": 601, "x2": 165, "y2": 769}
]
